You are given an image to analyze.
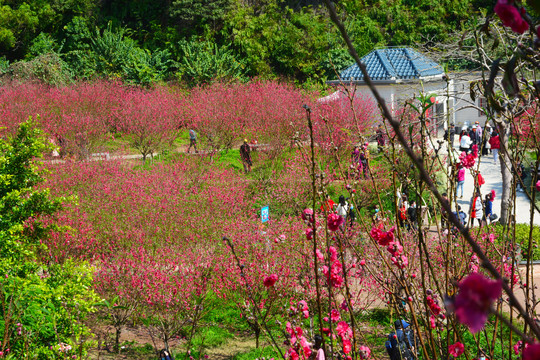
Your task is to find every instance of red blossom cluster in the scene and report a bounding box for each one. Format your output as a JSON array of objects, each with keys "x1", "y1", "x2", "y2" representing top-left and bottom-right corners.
[{"x1": 495, "y1": 0, "x2": 529, "y2": 34}]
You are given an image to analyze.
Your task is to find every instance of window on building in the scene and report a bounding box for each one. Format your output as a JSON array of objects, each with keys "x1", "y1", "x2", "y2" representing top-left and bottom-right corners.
[
  {"x1": 436, "y1": 103, "x2": 444, "y2": 119},
  {"x1": 478, "y1": 97, "x2": 487, "y2": 117}
]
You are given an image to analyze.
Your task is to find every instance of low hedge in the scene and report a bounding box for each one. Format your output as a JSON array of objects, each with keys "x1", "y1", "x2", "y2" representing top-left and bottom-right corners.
[{"x1": 492, "y1": 223, "x2": 540, "y2": 262}]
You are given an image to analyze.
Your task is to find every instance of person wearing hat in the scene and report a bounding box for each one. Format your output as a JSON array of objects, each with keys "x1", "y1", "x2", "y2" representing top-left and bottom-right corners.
[
  {"x1": 475, "y1": 122, "x2": 483, "y2": 151},
  {"x1": 240, "y1": 139, "x2": 252, "y2": 173},
  {"x1": 469, "y1": 125, "x2": 478, "y2": 145}
]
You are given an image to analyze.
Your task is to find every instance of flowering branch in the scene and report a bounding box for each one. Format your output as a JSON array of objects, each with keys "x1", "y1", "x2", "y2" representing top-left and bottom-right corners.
[{"x1": 323, "y1": 0, "x2": 540, "y2": 342}]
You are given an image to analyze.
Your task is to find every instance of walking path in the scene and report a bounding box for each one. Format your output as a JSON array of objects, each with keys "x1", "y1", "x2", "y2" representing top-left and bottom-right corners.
[{"x1": 444, "y1": 144, "x2": 540, "y2": 225}]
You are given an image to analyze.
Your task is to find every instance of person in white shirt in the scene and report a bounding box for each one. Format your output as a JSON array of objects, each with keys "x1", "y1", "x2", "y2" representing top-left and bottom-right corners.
[{"x1": 459, "y1": 130, "x2": 472, "y2": 153}]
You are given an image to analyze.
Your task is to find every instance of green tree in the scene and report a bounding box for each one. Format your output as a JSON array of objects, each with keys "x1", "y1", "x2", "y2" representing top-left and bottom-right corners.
[
  {"x1": 0, "y1": 0, "x2": 96, "y2": 60},
  {"x1": 224, "y1": 0, "x2": 329, "y2": 80},
  {"x1": 176, "y1": 37, "x2": 248, "y2": 85},
  {"x1": 0, "y1": 118, "x2": 98, "y2": 358},
  {"x1": 170, "y1": 0, "x2": 231, "y2": 34}
]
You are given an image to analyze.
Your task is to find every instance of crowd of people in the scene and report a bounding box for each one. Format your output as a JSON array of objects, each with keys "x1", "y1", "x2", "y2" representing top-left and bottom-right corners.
[
  {"x1": 457, "y1": 121, "x2": 500, "y2": 164},
  {"x1": 452, "y1": 121, "x2": 502, "y2": 228},
  {"x1": 186, "y1": 121, "x2": 509, "y2": 230}
]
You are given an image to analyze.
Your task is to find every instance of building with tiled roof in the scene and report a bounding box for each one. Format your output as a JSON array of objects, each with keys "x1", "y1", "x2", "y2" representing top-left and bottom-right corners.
[
  {"x1": 323, "y1": 48, "x2": 486, "y2": 134},
  {"x1": 333, "y1": 48, "x2": 445, "y2": 83}
]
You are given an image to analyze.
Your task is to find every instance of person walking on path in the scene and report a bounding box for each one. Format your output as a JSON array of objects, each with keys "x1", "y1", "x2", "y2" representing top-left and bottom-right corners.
[
  {"x1": 359, "y1": 144, "x2": 370, "y2": 178},
  {"x1": 453, "y1": 205, "x2": 467, "y2": 226},
  {"x1": 489, "y1": 131, "x2": 500, "y2": 164},
  {"x1": 482, "y1": 125, "x2": 491, "y2": 156},
  {"x1": 515, "y1": 159, "x2": 527, "y2": 192},
  {"x1": 440, "y1": 193, "x2": 449, "y2": 228},
  {"x1": 475, "y1": 170, "x2": 485, "y2": 193},
  {"x1": 321, "y1": 194, "x2": 335, "y2": 212},
  {"x1": 460, "y1": 131, "x2": 472, "y2": 153},
  {"x1": 398, "y1": 194, "x2": 409, "y2": 228},
  {"x1": 240, "y1": 139, "x2": 252, "y2": 173},
  {"x1": 470, "y1": 190, "x2": 484, "y2": 227},
  {"x1": 475, "y1": 122, "x2": 483, "y2": 150},
  {"x1": 187, "y1": 129, "x2": 198, "y2": 153},
  {"x1": 336, "y1": 195, "x2": 349, "y2": 224},
  {"x1": 376, "y1": 125, "x2": 385, "y2": 152},
  {"x1": 456, "y1": 163, "x2": 466, "y2": 199},
  {"x1": 407, "y1": 200, "x2": 418, "y2": 231},
  {"x1": 351, "y1": 146, "x2": 360, "y2": 164},
  {"x1": 484, "y1": 192, "x2": 494, "y2": 224}
]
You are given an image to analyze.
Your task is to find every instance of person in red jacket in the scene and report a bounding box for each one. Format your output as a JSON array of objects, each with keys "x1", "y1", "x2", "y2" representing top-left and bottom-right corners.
[
  {"x1": 488, "y1": 131, "x2": 500, "y2": 164},
  {"x1": 475, "y1": 171, "x2": 485, "y2": 192}
]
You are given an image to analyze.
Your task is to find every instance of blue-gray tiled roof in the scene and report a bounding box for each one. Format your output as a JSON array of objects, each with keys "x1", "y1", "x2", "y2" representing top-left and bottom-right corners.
[{"x1": 339, "y1": 48, "x2": 444, "y2": 81}]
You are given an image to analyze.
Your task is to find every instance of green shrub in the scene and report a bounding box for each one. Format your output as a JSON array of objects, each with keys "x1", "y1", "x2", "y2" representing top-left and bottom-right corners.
[
  {"x1": 493, "y1": 223, "x2": 540, "y2": 261},
  {"x1": 176, "y1": 38, "x2": 248, "y2": 85},
  {"x1": 7, "y1": 53, "x2": 73, "y2": 85}
]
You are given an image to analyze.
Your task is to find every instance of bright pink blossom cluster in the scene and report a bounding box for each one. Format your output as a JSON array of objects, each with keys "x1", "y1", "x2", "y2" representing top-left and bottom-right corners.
[
  {"x1": 494, "y1": 0, "x2": 529, "y2": 34},
  {"x1": 285, "y1": 322, "x2": 312, "y2": 359},
  {"x1": 453, "y1": 273, "x2": 502, "y2": 333},
  {"x1": 459, "y1": 152, "x2": 476, "y2": 169},
  {"x1": 448, "y1": 342, "x2": 465, "y2": 357},
  {"x1": 322, "y1": 247, "x2": 344, "y2": 288}
]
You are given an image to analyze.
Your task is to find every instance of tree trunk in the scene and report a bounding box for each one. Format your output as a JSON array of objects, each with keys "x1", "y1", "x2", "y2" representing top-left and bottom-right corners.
[
  {"x1": 255, "y1": 326, "x2": 260, "y2": 349},
  {"x1": 499, "y1": 125, "x2": 512, "y2": 226},
  {"x1": 115, "y1": 327, "x2": 121, "y2": 353}
]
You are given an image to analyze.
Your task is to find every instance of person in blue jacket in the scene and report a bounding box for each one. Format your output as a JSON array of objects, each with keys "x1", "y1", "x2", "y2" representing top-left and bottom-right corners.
[
  {"x1": 484, "y1": 193, "x2": 494, "y2": 224},
  {"x1": 385, "y1": 320, "x2": 416, "y2": 360}
]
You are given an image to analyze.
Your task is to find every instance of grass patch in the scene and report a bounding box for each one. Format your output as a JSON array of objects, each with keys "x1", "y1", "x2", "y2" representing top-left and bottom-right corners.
[
  {"x1": 191, "y1": 326, "x2": 233, "y2": 349},
  {"x1": 231, "y1": 345, "x2": 280, "y2": 360},
  {"x1": 214, "y1": 148, "x2": 245, "y2": 171}
]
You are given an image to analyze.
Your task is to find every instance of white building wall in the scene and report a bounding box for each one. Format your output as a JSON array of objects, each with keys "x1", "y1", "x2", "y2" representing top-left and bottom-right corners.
[
  {"x1": 342, "y1": 74, "x2": 488, "y2": 135},
  {"x1": 349, "y1": 80, "x2": 451, "y2": 136},
  {"x1": 449, "y1": 77, "x2": 488, "y2": 129}
]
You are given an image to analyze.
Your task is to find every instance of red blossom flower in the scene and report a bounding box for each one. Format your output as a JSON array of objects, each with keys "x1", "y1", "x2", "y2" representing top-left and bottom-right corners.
[
  {"x1": 448, "y1": 342, "x2": 465, "y2": 357},
  {"x1": 429, "y1": 315, "x2": 436, "y2": 328},
  {"x1": 454, "y1": 273, "x2": 502, "y2": 332},
  {"x1": 305, "y1": 228, "x2": 313, "y2": 240},
  {"x1": 300, "y1": 336, "x2": 312, "y2": 357},
  {"x1": 471, "y1": 144, "x2": 478, "y2": 158},
  {"x1": 359, "y1": 345, "x2": 371, "y2": 359},
  {"x1": 391, "y1": 255, "x2": 408, "y2": 269},
  {"x1": 263, "y1": 274, "x2": 278, "y2": 287},
  {"x1": 298, "y1": 300, "x2": 309, "y2": 318},
  {"x1": 427, "y1": 295, "x2": 442, "y2": 315},
  {"x1": 370, "y1": 224, "x2": 395, "y2": 246},
  {"x1": 459, "y1": 152, "x2": 476, "y2": 168},
  {"x1": 286, "y1": 348, "x2": 299, "y2": 360},
  {"x1": 342, "y1": 339, "x2": 352, "y2": 354},
  {"x1": 523, "y1": 343, "x2": 540, "y2": 360},
  {"x1": 536, "y1": 180, "x2": 540, "y2": 192},
  {"x1": 514, "y1": 340, "x2": 523, "y2": 355},
  {"x1": 386, "y1": 241, "x2": 403, "y2": 256},
  {"x1": 495, "y1": 0, "x2": 529, "y2": 34},
  {"x1": 316, "y1": 248, "x2": 324, "y2": 261},
  {"x1": 336, "y1": 321, "x2": 352, "y2": 339},
  {"x1": 330, "y1": 309, "x2": 341, "y2": 322},
  {"x1": 327, "y1": 213, "x2": 344, "y2": 231},
  {"x1": 322, "y1": 262, "x2": 344, "y2": 288},
  {"x1": 302, "y1": 208, "x2": 314, "y2": 222}
]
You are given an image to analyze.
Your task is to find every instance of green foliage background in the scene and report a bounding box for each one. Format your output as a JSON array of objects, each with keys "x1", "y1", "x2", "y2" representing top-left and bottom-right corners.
[{"x1": 0, "y1": 0, "x2": 490, "y2": 86}]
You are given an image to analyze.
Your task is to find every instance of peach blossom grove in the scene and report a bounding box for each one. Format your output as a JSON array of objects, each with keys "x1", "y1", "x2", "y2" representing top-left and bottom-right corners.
[{"x1": 4, "y1": 5, "x2": 540, "y2": 356}]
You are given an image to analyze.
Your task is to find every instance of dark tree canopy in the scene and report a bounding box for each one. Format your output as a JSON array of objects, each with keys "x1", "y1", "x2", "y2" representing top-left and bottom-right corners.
[{"x1": 0, "y1": 0, "x2": 491, "y2": 85}]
